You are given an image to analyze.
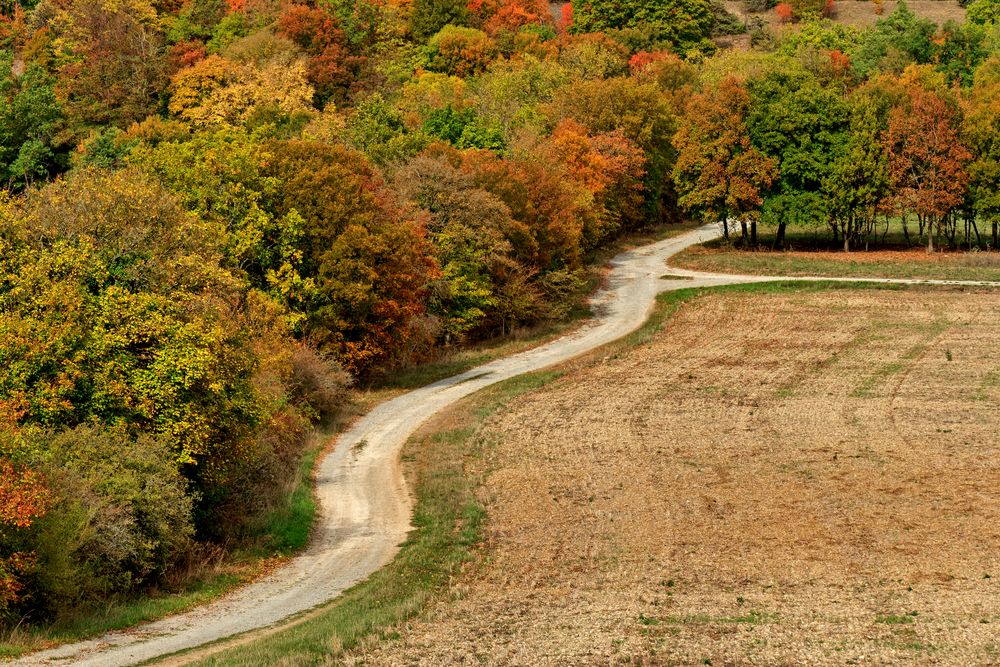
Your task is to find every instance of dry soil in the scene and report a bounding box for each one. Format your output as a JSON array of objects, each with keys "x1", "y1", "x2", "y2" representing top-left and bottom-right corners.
[{"x1": 348, "y1": 288, "x2": 1000, "y2": 666}]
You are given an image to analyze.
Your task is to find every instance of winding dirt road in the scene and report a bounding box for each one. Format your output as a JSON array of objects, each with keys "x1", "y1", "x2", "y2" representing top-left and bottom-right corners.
[{"x1": 14, "y1": 224, "x2": 1000, "y2": 666}]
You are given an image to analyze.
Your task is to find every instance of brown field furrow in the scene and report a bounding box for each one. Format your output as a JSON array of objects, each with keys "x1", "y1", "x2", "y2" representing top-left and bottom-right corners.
[{"x1": 348, "y1": 288, "x2": 1000, "y2": 666}]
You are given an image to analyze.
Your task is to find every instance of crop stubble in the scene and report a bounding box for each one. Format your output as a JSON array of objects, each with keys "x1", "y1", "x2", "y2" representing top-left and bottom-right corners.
[{"x1": 350, "y1": 288, "x2": 1000, "y2": 666}]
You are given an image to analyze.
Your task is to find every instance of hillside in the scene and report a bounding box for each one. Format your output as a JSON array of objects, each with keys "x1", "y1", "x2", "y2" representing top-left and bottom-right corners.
[{"x1": 3, "y1": 0, "x2": 1000, "y2": 659}]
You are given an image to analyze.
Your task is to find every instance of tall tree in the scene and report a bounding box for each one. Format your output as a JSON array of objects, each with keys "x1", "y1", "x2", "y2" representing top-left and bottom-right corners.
[
  {"x1": 568, "y1": 0, "x2": 715, "y2": 56},
  {"x1": 747, "y1": 68, "x2": 850, "y2": 248},
  {"x1": 672, "y1": 77, "x2": 778, "y2": 242},
  {"x1": 824, "y1": 84, "x2": 892, "y2": 250},
  {"x1": 963, "y1": 57, "x2": 1000, "y2": 247},
  {"x1": 52, "y1": 0, "x2": 166, "y2": 126},
  {"x1": 884, "y1": 71, "x2": 971, "y2": 251},
  {"x1": 0, "y1": 52, "x2": 63, "y2": 188},
  {"x1": 850, "y1": 1, "x2": 936, "y2": 79},
  {"x1": 408, "y1": 0, "x2": 468, "y2": 41},
  {"x1": 547, "y1": 76, "x2": 678, "y2": 222},
  {"x1": 265, "y1": 141, "x2": 438, "y2": 375}
]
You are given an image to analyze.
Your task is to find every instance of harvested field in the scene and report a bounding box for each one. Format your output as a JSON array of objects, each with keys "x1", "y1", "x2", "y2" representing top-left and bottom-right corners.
[
  {"x1": 348, "y1": 287, "x2": 1000, "y2": 666},
  {"x1": 739, "y1": 0, "x2": 966, "y2": 27},
  {"x1": 717, "y1": 0, "x2": 965, "y2": 49},
  {"x1": 831, "y1": 0, "x2": 965, "y2": 27},
  {"x1": 674, "y1": 244, "x2": 1000, "y2": 283}
]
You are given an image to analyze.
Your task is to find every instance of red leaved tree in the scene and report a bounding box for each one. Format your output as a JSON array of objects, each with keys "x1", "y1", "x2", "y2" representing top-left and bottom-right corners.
[
  {"x1": 559, "y1": 2, "x2": 573, "y2": 32},
  {"x1": 544, "y1": 119, "x2": 647, "y2": 247},
  {"x1": 278, "y1": 4, "x2": 365, "y2": 105},
  {"x1": 884, "y1": 83, "x2": 971, "y2": 252}
]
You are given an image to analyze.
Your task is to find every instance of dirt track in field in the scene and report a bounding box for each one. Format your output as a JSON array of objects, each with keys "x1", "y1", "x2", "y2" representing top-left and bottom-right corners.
[
  {"x1": 347, "y1": 289, "x2": 1000, "y2": 666},
  {"x1": 15, "y1": 223, "x2": 1000, "y2": 666},
  {"x1": 13, "y1": 227, "x2": 734, "y2": 667}
]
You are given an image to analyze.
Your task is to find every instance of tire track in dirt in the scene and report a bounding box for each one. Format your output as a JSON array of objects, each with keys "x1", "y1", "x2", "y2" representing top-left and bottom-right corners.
[{"x1": 13, "y1": 224, "x2": 1000, "y2": 667}]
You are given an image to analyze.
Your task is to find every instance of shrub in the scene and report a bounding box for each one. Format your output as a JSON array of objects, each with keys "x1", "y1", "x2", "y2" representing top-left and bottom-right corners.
[
  {"x1": 744, "y1": 0, "x2": 777, "y2": 12},
  {"x1": 427, "y1": 25, "x2": 498, "y2": 77},
  {"x1": 569, "y1": 0, "x2": 716, "y2": 55},
  {"x1": 712, "y1": 2, "x2": 747, "y2": 35},
  {"x1": 409, "y1": 0, "x2": 469, "y2": 41},
  {"x1": 27, "y1": 426, "x2": 193, "y2": 616},
  {"x1": 748, "y1": 17, "x2": 774, "y2": 47},
  {"x1": 422, "y1": 105, "x2": 506, "y2": 150},
  {"x1": 556, "y1": 32, "x2": 630, "y2": 79},
  {"x1": 539, "y1": 268, "x2": 587, "y2": 319},
  {"x1": 968, "y1": 0, "x2": 1000, "y2": 24},
  {"x1": 289, "y1": 343, "x2": 352, "y2": 423}
]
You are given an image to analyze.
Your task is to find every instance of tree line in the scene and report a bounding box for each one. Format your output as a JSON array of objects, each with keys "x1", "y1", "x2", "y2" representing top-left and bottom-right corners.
[{"x1": 1, "y1": 0, "x2": 1000, "y2": 627}]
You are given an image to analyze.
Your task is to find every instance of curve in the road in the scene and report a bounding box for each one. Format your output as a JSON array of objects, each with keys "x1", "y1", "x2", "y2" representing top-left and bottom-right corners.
[{"x1": 14, "y1": 223, "x2": 1000, "y2": 666}]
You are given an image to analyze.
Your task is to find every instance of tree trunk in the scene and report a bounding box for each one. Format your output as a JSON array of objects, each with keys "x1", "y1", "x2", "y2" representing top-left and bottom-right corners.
[
  {"x1": 773, "y1": 221, "x2": 787, "y2": 250},
  {"x1": 927, "y1": 217, "x2": 934, "y2": 253},
  {"x1": 740, "y1": 220, "x2": 748, "y2": 248},
  {"x1": 751, "y1": 220, "x2": 757, "y2": 247},
  {"x1": 993, "y1": 221, "x2": 998, "y2": 250}
]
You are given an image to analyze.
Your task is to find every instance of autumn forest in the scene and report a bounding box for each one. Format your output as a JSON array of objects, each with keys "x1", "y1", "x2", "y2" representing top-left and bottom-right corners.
[{"x1": 1, "y1": 0, "x2": 1000, "y2": 644}]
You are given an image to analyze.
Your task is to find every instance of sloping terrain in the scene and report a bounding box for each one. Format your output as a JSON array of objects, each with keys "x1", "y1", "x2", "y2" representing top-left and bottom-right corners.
[{"x1": 348, "y1": 287, "x2": 1000, "y2": 665}]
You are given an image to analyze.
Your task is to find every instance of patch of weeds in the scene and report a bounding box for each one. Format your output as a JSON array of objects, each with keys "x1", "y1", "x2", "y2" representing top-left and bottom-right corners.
[
  {"x1": 778, "y1": 461, "x2": 815, "y2": 480},
  {"x1": 876, "y1": 612, "x2": 916, "y2": 625},
  {"x1": 665, "y1": 610, "x2": 777, "y2": 625},
  {"x1": 852, "y1": 360, "x2": 904, "y2": 398},
  {"x1": 899, "y1": 641, "x2": 933, "y2": 651},
  {"x1": 638, "y1": 613, "x2": 660, "y2": 626},
  {"x1": 974, "y1": 370, "x2": 1000, "y2": 401},
  {"x1": 852, "y1": 318, "x2": 949, "y2": 397}
]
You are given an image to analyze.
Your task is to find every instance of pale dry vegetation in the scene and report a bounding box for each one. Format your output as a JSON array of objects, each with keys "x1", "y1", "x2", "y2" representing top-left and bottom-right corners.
[
  {"x1": 347, "y1": 287, "x2": 1000, "y2": 665},
  {"x1": 832, "y1": 0, "x2": 967, "y2": 27}
]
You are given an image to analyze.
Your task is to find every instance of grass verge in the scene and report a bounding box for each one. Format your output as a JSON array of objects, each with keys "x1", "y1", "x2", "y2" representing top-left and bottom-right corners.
[
  {"x1": 672, "y1": 223, "x2": 1000, "y2": 283},
  {"x1": 181, "y1": 371, "x2": 565, "y2": 666}
]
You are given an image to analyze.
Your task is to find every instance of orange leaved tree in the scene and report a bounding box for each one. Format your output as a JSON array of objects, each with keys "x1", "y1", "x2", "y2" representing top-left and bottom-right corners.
[
  {"x1": 0, "y1": 456, "x2": 50, "y2": 614},
  {"x1": 672, "y1": 77, "x2": 778, "y2": 243},
  {"x1": 884, "y1": 75, "x2": 971, "y2": 252}
]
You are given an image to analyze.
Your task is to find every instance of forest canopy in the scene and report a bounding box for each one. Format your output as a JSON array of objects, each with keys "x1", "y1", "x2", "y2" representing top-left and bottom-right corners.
[{"x1": 1, "y1": 0, "x2": 999, "y2": 627}]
